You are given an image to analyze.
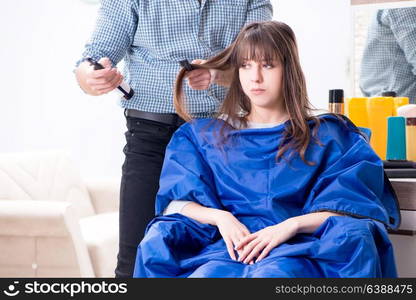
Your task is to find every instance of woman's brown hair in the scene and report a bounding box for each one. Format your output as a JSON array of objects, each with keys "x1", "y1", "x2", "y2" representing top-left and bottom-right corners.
[{"x1": 174, "y1": 21, "x2": 323, "y2": 165}]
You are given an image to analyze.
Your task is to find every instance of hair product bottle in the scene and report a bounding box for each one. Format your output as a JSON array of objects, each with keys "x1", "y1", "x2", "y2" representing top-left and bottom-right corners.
[
  {"x1": 381, "y1": 91, "x2": 409, "y2": 116},
  {"x1": 381, "y1": 91, "x2": 396, "y2": 97},
  {"x1": 406, "y1": 118, "x2": 416, "y2": 161},
  {"x1": 328, "y1": 89, "x2": 344, "y2": 115},
  {"x1": 397, "y1": 104, "x2": 416, "y2": 161},
  {"x1": 386, "y1": 116, "x2": 407, "y2": 161},
  {"x1": 346, "y1": 97, "x2": 368, "y2": 127},
  {"x1": 367, "y1": 96, "x2": 394, "y2": 159}
]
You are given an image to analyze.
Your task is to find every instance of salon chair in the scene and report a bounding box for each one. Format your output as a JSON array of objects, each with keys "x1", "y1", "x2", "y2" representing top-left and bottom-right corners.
[{"x1": 0, "y1": 151, "x2": 119, "y2": 277}]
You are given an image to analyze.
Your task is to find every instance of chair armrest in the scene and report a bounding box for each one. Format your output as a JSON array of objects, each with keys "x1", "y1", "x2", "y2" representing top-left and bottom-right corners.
[
  {"x1": 84, "y1": 178, "x2": 120, "y2": 214},
  {"x1": 0, "y1": 200, "x2": 75, "y2": 237},
  {"x1": 0, "y1": 200, "x2": 94, "y2": 277}
]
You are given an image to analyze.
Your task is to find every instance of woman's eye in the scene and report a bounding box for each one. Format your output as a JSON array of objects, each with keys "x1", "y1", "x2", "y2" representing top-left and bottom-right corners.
[{"x1": 263, "y1": 64, "x2": 273, "y2": 69}]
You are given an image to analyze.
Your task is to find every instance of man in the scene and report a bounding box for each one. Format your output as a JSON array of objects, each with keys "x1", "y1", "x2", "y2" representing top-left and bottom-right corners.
[
  {"x1": 75, "y1": 0, "x2": 273, "y2": 278},
  {"x1": 360, "y1": 8, "x2": 416, "y2": 103}
]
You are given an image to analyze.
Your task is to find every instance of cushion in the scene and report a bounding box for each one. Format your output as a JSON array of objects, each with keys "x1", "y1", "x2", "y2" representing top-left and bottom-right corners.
[
  {"x1": 0, "y1": 151, "x2": 95, "y2": 220},
  {"x1": 79, "y1": 212, "x2": 118, "y2": 277}
]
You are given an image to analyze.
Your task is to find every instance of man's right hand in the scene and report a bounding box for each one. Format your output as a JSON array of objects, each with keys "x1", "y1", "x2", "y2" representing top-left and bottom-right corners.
[{"x1": 75, "y1": 57, "x2": 124, "y2": 96}]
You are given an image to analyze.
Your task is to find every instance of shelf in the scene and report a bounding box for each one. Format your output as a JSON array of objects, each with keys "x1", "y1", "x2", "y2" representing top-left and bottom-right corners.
[{"x1": 390, "y1": 178, "x2": 416, "y2": 210}]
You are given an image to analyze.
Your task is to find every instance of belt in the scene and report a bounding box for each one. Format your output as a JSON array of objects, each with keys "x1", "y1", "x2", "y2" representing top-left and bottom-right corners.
[{"x1": 125, "y1": 109, "x2": 185, "y2": 127}]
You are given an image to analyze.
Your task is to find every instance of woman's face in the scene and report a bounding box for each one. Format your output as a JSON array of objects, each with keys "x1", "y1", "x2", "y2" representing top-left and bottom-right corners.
[{"x1": 239, "y1": 59, "x2": 283, "y2": 110}]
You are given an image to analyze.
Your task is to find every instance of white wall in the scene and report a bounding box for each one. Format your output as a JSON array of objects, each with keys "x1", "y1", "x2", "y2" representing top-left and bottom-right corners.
[
  {"x1": 273, "y1": 0, "x2": 352, "y2": 108},
  {"x1": 0, "y1": 0, "x2": 125, "y2": 179},
  {"x1": 0, "y1": 0, "x2": 352, "y2": 178}
]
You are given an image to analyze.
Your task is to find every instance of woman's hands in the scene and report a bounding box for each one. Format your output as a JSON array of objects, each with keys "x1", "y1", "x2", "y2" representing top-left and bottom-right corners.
[
  {"x1": 212, "y1": 210, "x2": 251, "y2": 262},
  {"x1": 179, "y1": 202, "x2": 252, "y2": 262},
  {"x1": 182, "y1": 201, "x2": 341, "y2": 265},
  {"x1": 234, "y1": 218, "x2": 299, "y2": 264},
  {"x1": 234, "y1": 212, "x2": 343, "y2": 264}
]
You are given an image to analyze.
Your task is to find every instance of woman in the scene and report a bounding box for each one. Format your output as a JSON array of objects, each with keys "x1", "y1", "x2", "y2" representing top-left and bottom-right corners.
[{"x1": 133, "y1": 21, "x2": 400, "y2": 278}]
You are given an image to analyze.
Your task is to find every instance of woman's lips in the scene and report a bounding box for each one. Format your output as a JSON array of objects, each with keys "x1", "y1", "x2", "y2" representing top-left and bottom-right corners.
[{"x1": 250, "y1": 88, "x2": 266, "y2": 95}]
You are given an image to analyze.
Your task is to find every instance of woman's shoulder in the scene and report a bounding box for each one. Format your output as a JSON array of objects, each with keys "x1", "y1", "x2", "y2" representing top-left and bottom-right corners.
[
  {"x1": 313, "y1": 113, "x2": 361, "y2": 133},
  {"x1": 178, "y1": 118, "x2": 222, "y2": 132},
  {"x1": 173, "y1": 118, "x2": 224, "y2": 141},
  {"x1": 312, "y1": 113, "x2": 352, "y2": 128},
  {"x1": 310, "y1": 113, "x2": 368, "y2": 147}
]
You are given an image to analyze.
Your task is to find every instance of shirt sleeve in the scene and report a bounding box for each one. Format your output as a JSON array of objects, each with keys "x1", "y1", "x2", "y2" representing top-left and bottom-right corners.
[
  {"x1": 75, "y1": 0, "x2": 138, "y2": 67},
  {"x1": 245, "y1": 0, "x2": 273, "y2": 25},
  {"x1": 162, "y1": 200, "x2": 193, "y2": 216},
  {"x1": 382, "y1": 8, "x2": 416, "y2": 75}
]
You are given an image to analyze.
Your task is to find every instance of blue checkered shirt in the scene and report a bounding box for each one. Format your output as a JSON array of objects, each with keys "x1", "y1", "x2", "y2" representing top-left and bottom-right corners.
[
  {"x1": 77, "y1": 0, "x2": 273, "y2": 115},
  {"x1": 360, "y1": 8, "x2": 416, "y2": 103}
]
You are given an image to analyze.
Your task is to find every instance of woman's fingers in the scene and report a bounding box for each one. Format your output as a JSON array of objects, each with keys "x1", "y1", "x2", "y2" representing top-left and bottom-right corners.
[
  {"x1": 238, "y1": 238, "x2": 260, "y2": 262},
  {"x1": 237, "y1": 227, "x2": 250, "y2": 239},
  {"x1": 255, "y1": 244, "x2": 275, "y2": 263},
  {"x1": 232, "y1": 231, "x2": 248, "y2": 256},
  {"x1": 225, "y1": 238, "x2": 237, "y2": 261},
  {"x1": 231, "y1": 229, "x2": 252, "y2": 261},
  {"x1": 242, "y1": 227, "x2": 251, "y2": 236},
  {"x1": 243, "y1": 241, "x2": 268, "y2": 264},
  {"x1": 235, "y1": 234, "x2": 256, "y2": 250},
  {"x1": 231, "y1": 235, "x2": 240, "y2": 249}
]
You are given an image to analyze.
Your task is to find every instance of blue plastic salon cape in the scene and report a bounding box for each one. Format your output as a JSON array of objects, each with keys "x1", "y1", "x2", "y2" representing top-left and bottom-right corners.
[{"x1": 133, "y1": 114, "x2": 400, "y2": 278}]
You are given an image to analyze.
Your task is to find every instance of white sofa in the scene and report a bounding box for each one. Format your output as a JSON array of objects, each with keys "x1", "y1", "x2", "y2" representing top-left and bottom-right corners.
[{"x1": 0, "y1": 152, "x2": 119, "y2": 277}]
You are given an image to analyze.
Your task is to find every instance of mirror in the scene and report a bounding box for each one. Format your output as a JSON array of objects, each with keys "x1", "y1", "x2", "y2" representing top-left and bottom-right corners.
[
  {"x1": 351, "y1": 0, "x2": 416, "y2": 5},
  {"x1": 350, "y1": 0, "x2": 416, "y2": 103}
]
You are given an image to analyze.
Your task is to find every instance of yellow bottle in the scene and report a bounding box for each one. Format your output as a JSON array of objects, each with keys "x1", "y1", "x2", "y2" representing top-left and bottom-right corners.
[
  {"x1": 346, "y1": 97, "x2": 368, "y2": 127},
  {"x1": 367, "y1": 97, "x2": 394, "y2": 159}
]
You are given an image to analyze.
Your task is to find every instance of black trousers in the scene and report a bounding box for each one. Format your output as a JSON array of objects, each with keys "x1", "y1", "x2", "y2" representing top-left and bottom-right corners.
[{"x1": 115, "y1": 115, "x2": 181, "y2": 278}]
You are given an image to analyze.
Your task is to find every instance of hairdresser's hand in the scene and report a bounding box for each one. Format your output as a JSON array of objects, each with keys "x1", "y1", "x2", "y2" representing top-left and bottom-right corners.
[
  {"x1": 212, "y1": 210, "x2": 253, "y2": 262},
  {"x1": 235, "y1": 218, "x2": 299, "y2": 264},
  {"x1": 76, "y1": 57, "x2": 124, "y2": 96},
  {"x1": 186, "y1": 59, "x2": 216, "y2": 90}
]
